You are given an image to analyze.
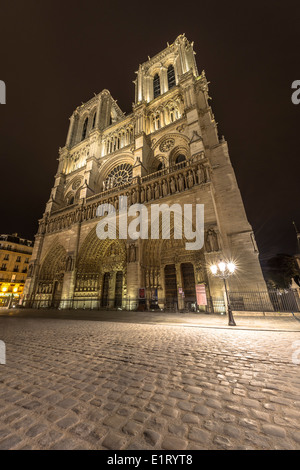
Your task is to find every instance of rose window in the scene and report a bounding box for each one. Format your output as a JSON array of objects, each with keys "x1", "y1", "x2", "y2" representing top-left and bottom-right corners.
[{"x1": 104, "y1": 163, "x2": 133, "y2": 190}]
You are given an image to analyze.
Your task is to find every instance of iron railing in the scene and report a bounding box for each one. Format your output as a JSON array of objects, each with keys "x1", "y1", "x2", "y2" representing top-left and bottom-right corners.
[{"x1": 3, "y1": 289, "x2": 300, "y2": 313}]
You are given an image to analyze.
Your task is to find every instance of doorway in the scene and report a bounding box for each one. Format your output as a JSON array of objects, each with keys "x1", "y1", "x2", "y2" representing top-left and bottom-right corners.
[
  {"x1": 164, "y1": 264, "x2": 177, "y2": 307},
  {"x1": 181, "y1": 262, "x2": 196, "y2": 307},
  {"x1": 101, "y1": 272, "x2": 109, "y2": 307},
  {"x1": 114, "y1": 271, "x2": 123, "y2": 307}
]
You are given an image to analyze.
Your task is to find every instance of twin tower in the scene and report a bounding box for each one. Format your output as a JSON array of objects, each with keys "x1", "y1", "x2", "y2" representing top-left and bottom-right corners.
[{"x1": 23, "y1": 34, "x2": 267, "y2": 311}]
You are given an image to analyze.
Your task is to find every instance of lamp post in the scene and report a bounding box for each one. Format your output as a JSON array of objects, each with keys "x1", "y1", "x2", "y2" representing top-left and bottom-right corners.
[{"x1": 210, "y1": 261, "x2": 236, "y2": 326}]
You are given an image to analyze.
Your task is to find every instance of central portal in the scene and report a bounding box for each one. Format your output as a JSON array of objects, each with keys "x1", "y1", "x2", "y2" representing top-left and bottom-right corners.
[{"x1": 164, "y1": 264, "x2": 177, "y2": 306}]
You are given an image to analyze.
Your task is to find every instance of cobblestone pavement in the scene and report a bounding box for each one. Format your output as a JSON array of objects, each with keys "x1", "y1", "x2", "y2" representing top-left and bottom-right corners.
[{"x1": 0, "y1": 311, "x2": 300, "y2": 450}]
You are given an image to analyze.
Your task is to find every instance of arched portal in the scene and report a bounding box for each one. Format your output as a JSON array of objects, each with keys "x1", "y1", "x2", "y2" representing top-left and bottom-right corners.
[
  {"x1": 76, "y1": 227, "x2": 127, "y2": 307},
  {"x1": 141, "y1": 229, "x2": 206, "y2": 311},
  {"x1": 37, "y1": 243, "x2": 67, "y2": 307}
]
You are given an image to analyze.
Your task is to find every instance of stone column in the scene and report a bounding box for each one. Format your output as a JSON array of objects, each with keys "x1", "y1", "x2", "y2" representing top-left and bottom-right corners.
[
  {"x1": 66, "y1": 113, "x2": 75, "y2": 147},
  {"x1": 175, "y1": 263, "x2": 185, "y2": 311},
  {"x1": 108, "y1": 272, "x2": 116, "y2": 308}
]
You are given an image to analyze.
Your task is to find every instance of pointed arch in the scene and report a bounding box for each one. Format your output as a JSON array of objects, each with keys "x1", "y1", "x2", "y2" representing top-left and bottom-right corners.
[{"x1": 39, "y1": 242, "x2": 67, "y2": 281}]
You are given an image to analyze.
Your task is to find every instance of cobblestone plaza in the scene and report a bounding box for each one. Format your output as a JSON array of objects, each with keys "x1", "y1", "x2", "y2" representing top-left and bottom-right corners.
[{"x1": 0, "y1": 310, "x2": 299, "y2": 450}]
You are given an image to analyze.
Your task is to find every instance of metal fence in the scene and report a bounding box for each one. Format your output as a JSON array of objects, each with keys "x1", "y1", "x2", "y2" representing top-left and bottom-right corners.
[
  {"x1": 4, "y1": 289, "x2": 300, "y2": 313},
  {"x1": 229, "y1": 289, "x2": 300, "y2": 313}
]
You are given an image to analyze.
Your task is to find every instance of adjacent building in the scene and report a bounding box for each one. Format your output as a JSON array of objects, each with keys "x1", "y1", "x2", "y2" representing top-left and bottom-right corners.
[
  {"x1": 23, "y1": 34, "x2": 268, "y2": 311},
  {"x1": 0, "y1": 233, "x2": 33, "y2": 306}
]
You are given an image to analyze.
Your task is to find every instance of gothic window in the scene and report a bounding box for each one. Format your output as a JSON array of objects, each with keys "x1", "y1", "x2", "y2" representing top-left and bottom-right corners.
[
  {"x1": 167, "y1": 65, "x2": 176, "y2": 90},
  {"x1": 104, "y1": 163, "x2": 133, "y2": 189},
  {"x1": 169, "y1": 107, "x2": 175, "y2": 122},
  {"x1": 155, "y1": 113, "x2": 160, "y2": 130},
  {"x1": 175, "y1": 154, "x2": 186, "y2": 164},
  {"x1": 157, "y1": 162, "x2": 163, "y2": 171},
  {"x1": 81, "y1": 117, "x2": 88, "y2": 141},
  {"x1": 92, "y1": 112, "x2": 97, "y2": 128},
  {"x1": 153, "y1": 74, "x2": 160, "y2": 98}
]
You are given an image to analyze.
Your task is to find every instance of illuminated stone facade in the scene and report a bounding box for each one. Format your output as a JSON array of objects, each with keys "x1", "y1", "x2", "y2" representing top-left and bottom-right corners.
[
  {"x1": 23, "y1": 34, "x2": 267, "y2": 310},
  {"x1": 0, "y1": 233, "x2": 33, "y2": 305}
]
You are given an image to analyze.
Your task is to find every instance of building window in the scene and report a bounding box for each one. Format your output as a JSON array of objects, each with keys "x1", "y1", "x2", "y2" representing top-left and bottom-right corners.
[
  {"x1": 104, "y1": 163, "x2": 133, "y2": 190},
  {"x1": 92, "y1": 112, "x2": 97, "y2": 128},
  {"x1": 1, "y1": 263, "x2": 6, "y2": 271},
  {"x1": 175, "y1": 154, "x2": 186, "y2": 164},
  {"x1": 153, "y1": 74, "x2": 160, "y2": 98},
  {"x1": 167, "y1": 65, "x2": 176, "y2": 90},
  {"x1": 13, "y1": 266, "x2": 19, "y2": 272},
  {"x1": 81, "y1": 118, "x2": 88, "y2": 141},
  {"x1": 25, "y1": 258, "x2": 29, "y2": 263},
  {"x1": 16, "y1": 256, "x2": 21, "y2": 262},
  {"x1": 4, "y1": 254, "x2": 9, "y2": 260}
]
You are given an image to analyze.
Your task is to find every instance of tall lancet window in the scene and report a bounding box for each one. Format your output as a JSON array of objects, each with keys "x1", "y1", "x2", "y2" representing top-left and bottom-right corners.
[
  {"x1": 153, "y1": 74, "x2": 160, "y2": 98},
  {"x1": 81, "y1": 117, "x2": 88, "y2": 140},
  {"x1": 167, "y1": 65, "x2": 176, "y2": 90},
  {"x1": 92, "y1": 112, "x2": 97, "y2": 128}
]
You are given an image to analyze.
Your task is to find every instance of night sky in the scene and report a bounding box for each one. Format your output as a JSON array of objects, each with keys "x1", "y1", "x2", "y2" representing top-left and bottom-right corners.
[{"x1": 0, "y1": 1, "x2": 299, "y2": 266}]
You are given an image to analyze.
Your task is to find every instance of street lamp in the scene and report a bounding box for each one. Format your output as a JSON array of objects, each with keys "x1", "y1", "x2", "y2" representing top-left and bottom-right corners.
[{"x1": 210, "y1": 261, "x2": 236, "y2": 326}]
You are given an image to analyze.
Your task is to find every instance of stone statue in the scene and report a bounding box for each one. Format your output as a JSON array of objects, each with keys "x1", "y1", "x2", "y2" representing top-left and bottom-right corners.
[
  {"x1": 129, "y1": 244, "x2": 136, "y2": 262},
  {"x1": 147, "y1": 185, "x2": 152, "y2": 201},
  {"x1": 178, "y1": 173, "x2": 184, "y2": 192},
  {"x1": 162, "y1": 179, "x2": 168, "y2": 197},
  {"x1": 187, "y1": 170, "x2": 194, "y2": 188},
  {"x1": 197, "y1": 165, "x2": 205, "y2": 184},
  {"x1": 206, "y1": 229, "x2": 219, "y2": 252},
  {"x1": 155, "y1": 183, "x2": 160, "y2": 199},
  {"x1": 170, "y1": 177, "x2": 176, "y2": 194}
]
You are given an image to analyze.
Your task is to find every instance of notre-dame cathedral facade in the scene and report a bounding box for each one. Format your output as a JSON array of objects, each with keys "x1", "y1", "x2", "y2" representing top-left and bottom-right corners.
[{"x1": 23, "y1": 34, "x2": 267, "y2": 311}]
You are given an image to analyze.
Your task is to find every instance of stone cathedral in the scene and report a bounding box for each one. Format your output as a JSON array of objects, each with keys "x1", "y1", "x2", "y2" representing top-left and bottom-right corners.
[{"x1": 23, "y1": 34, "x2": 268, "y2": 311}]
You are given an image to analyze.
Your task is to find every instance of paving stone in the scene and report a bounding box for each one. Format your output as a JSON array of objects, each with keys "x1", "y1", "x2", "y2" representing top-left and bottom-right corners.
[
  {"x1": 262, "y1": 424, "x2": 287, "y2": 438},
  {"x1": 161, "y1": 435, "x2": 188, "y2": 450},
  {"x1": 143, "y1": 429, "x2": 160, "y2": 446},
  {"x1": 292, "y1": 431, "x2": 300, "y2": 444},
  {"x1": 168, "y1": 423, "x2": 187, "y2": 438},
  {"x1": 37, "y1": 430, "x2": 64, "y2": 448},
  {"x1": 132, "y1": 411, "x2": 149, "y2": 423},
  {"x1": 56, "y1": 414, "x2": 79, "y2": 429},
  {"x1": 0, "y1": 435, "x2": 23, "y2": 450},
  {"x1": 102, "y1": 432, "x2": 127, "y2": 450},
  {"x1": 161, "y1": 406, "x2": 179, "y2": 418},
  {"x1": 223, "y1": 423, "x2": 241, "y2": 439},
  {"x1": 26, "y1": 423, "x2": 48, "y2": 438},
  {"x1": 122, "y1": 420, "x2": 142, "y2": 436},
  {"x1": 188, "y1": 427, "x2": 210, "y2": 444},
  {"x1": 56, "y1": 398, "x2": 78, "y2": 409},
  {"x1": 103, "y1": 414, "x2": 127, "y2": 429}
]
